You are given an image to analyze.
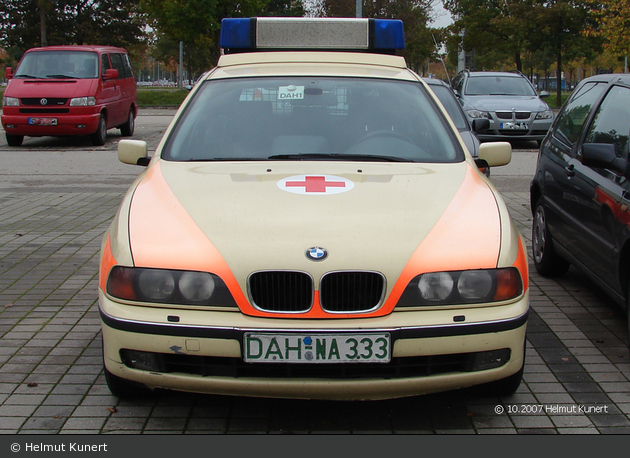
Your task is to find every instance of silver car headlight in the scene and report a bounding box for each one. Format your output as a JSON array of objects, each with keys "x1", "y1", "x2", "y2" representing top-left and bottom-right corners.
[
  {"x1": 466, "y1": 109, "x2": 491, "y2": 119},
  {"x1": 396, "y1": 267, "x2": 523, "y2": 307},
  {"x1": 69, "y1": 96, "x2": 96, "y2": 106},
  {"x1": 535, "y1": 109, "x2": 554, "y2": 120},
  {"x1": 106, "y1": 266, "x2": 237, "y2": 307},
  {"x1": 2, "y1": 96, "x2": 19, "y2": 106}
]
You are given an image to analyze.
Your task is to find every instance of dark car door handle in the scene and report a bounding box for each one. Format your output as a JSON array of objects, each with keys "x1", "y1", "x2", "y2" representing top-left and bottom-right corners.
[{"x1": 564, "y1": 164, "x2": 575, "y2": 177}]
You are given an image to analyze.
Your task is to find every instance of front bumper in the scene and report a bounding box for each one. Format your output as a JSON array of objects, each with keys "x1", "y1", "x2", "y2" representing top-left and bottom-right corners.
[
  {"x1": 1, "y1": 110, "x2": 101, "y2": 136},
  {"x1": 475, "y1": 117, "x2": 553, "y2": 142},
  {"x1": 100, "y1": 291, "x2": 529, "y2": 400}
]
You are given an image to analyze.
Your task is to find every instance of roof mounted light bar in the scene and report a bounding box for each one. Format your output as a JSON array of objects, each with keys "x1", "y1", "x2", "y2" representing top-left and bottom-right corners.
[{"x1": 220, "y1": 17, "x2": 405, "y2": 54}]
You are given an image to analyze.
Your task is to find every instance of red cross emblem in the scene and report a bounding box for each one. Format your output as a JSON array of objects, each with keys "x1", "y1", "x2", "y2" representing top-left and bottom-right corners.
[{"x1": 278, "y1": 175, "x2": 354, "y2": 195}]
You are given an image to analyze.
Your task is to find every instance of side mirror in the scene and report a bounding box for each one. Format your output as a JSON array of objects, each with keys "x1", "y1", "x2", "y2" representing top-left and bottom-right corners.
[
  {"x1": 581, "y1": 143, "x2": 627, "y2": 175},
  {"x1": 539, "y1": 91, "x2": 550, "y2": 98},
  {"x1": 118, "y1": 139, "x2": 150, "y2": 166},
  {"x1": 5, "y1": 67, "x2": 13, "y2": 79},
  {"x1": 104, "y1": 68, "x2": 119, "y2": 80},
  {"x1": 477, "y1": 142, "x2": 511, "y2": 167},
  {"x1": 471, "y1": 118, "x2": 490, "y2": 133}
]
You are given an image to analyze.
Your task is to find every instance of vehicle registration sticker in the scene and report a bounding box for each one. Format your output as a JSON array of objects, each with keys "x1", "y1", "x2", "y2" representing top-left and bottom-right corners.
[
  {"x1": 244, "y1": 332, "x2": 391, "y2": 363},
  {"x1": 28, "y1": 117, "x2": 57, "y2": 126},
  {"x1": 500, "y1": 121, "x2": 528, "y2": 130}
]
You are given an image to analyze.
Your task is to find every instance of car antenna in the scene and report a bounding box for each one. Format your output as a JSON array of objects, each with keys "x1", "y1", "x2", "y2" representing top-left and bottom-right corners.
[{"x1": 432, "y1": 34, "x2": 450, "y2": 85}]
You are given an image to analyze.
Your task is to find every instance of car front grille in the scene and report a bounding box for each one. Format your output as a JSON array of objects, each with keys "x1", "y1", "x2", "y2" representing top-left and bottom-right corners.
[
  {"x1": 320, "y1": 271, "x2": 385, "y2": 312},
  {"x1": 248, "y1": 270, "x2": 386, "y2": 313},
  {"x1": 20, "y1": 98, "x2": 68, "y2": 106},
  {"x1": 249, "y1": 271, "x2": 313, "y2": 313},
  {"x1": 495, "y1": 111, "x2": 530, "y2": 120},
  {"x1": 19, "y1": 108, "x2": 69, "y2": 114}
]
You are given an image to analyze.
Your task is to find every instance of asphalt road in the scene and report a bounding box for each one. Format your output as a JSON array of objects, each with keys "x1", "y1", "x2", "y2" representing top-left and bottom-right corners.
[{"x1": 0, "y1": 109, "x2": 629, "y2": 435}]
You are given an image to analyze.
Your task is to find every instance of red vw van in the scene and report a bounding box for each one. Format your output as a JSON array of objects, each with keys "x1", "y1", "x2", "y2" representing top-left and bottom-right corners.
[{"x1": 2, "y1": 45, "x2": 137, "y2": 146}]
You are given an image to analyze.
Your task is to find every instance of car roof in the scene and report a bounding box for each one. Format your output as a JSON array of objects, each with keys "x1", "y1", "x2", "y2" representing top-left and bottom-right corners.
[
  {"x1": 24, "y1": 45, "x2": 128, "y2": 53},
  {"x1": 579, "y1": 73, "x2": 630, "y2": 85},
  {"x1": 466, "y1": 71, "x2": 524, "y2": 78},
  {"x1": 422, "y1": 77, "x2": 451, "y2": 87}
]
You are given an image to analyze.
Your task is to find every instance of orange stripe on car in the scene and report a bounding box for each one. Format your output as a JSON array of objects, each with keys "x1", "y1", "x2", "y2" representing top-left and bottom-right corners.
[
  {"x1": 99, "y1": 235, "x2": 117, "y2": 292},
  {"x1": 128, "y1": 162, "x2": 252, "y2": 309},
  {"x1": 383, "y1": 165, "x2": 502, "y2": 310}
]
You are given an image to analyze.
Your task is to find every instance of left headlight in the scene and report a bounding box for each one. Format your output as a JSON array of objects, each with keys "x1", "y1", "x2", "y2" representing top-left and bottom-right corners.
[
  {"x1": 106, "y1": 266, "x2": 237, "y2": 307},
  {"x1": 69, "y1": 96, "x2": 96, "y2": 106},
  {"x1": 396, "y1": 267, "x2": 523, "y2": 307},
  {"x1": 535, "y1": 109, "x2": 553, "y2": 120}
]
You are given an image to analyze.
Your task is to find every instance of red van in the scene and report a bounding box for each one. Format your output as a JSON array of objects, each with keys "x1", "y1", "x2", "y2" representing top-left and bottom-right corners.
[{"x1": 2, "y1": 45, "x2": 137, "y2": 146}]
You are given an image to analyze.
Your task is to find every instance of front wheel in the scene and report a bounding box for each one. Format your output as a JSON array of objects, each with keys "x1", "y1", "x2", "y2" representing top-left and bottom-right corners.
[
  {"x1": 90, "y1": 114, "x2": 107, "y2": 146},
  {"x1": 6, "y1": 134, "x2": 24, "y2": 146},
  {"x1": 532, "y1": 200, "x2": 570, "y2": 277},
  {"x1": 120, "y1": 108, "x2": 135, "y2": 137}
]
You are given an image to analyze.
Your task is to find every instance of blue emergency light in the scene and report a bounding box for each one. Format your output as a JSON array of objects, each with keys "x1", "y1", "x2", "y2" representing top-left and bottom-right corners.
[{"x1": 219, "y1": 17, "x2": 405, "y2": 53}]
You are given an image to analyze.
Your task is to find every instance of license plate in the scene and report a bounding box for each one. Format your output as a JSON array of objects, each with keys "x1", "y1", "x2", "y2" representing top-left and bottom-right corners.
[
  {"x1": 28, "y1": 117, "x2": 57, "y2": 126},
  {"x1": 244, "y1": 332, "x2": 391, "y2": 363},
  {"x1": 500, "y1": 121, "x2": 528, "y2": 130}
]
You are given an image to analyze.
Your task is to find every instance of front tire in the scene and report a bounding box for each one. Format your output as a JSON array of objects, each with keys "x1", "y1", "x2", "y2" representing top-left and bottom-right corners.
[
  {"x1": 6, "y1": 134, "x2": 24, "y2": 146},
  {"x1": 532, "y1": 200, "x2": 570, "y2": 277},
  {"x1": 91, "y1": 114, "x2": 107, "y2": 146},
  {"x1": 120, "y1": 108, "x2": 135, "y2": 137}
]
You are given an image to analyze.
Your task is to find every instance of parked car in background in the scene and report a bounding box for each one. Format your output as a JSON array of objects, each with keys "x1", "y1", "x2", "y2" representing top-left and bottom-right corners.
[
  {"x1": 530, "y1": 73, "x2": 630, "y2": 346},
  {"x1": 99, "y1": 17, "x2": 528, "y2": 401},
  {"x1": 2, "y1": 45, "x2": 137, "y2": 146},
  {"x1": 423, "y1": 77, "x2": 490, "y2": 176},
  {"x1": 451, "y1": 70, "x2": 554, "y2": 145}
]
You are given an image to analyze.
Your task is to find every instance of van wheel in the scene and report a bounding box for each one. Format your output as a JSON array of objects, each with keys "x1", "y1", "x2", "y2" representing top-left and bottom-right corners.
[
  {"x1": 91, "y1": 114, "x2": 107, "y2": 146},
  {"x1": 532, "y1": 200, "x2": 570, "y2": 277},
  {"x1": 6, "y1": 134, "x2": 24, "y2": 146},
  {"x1": 120, "y1": 109, "x2": 135, "y2": 137}
]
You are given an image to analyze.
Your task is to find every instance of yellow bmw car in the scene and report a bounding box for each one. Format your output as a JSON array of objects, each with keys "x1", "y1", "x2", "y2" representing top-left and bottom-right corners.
[{"x1": 99, "y1": 18, "x2": 529, "y2": 400}]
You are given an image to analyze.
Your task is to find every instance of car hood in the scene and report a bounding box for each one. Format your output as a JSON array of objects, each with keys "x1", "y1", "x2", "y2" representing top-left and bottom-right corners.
[
  {"x1": 125, "y1": 160, "x2": 503, "y2": 314},
  {"x1": 462, "y1": 95, "x2": 549, "y2": 112},
  {"x1": 4, "y1": 77, "x2": 97, "y2": 99}
]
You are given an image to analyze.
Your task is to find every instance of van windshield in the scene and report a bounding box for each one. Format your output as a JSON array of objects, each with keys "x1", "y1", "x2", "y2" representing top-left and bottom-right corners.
[{"x1": 15, "y1": 51, "x2": 99, "y2": 79}]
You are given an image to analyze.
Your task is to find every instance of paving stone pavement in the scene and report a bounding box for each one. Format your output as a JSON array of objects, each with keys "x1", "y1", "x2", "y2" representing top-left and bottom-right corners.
[{"x1": 1, "y1": 114, "x2": 629, "y2": 435}]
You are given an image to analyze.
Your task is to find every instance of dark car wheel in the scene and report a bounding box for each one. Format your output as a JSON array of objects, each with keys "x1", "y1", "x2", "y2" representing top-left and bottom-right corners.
[
  {"x1": 532, "y1": 200, "x2": 570, "y2": 277},
  {"x1": 120, "y1": 108, "x2": 135, "y2": 137},
  {"x1": 6, "y1": 134, "x2": 24, "y2": 146},
  {"x1": 91, "y1": 114, "x2": 107, "y2": 146}
]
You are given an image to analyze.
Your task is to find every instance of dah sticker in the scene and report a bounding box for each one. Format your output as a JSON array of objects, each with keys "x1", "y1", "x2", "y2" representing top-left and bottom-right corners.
[
  {"x1": 278, "y1": 85, "x2": 304, "y2": 100},
  {"x1": 278, "y1": 175, "x2": 354, "y2": 195}
]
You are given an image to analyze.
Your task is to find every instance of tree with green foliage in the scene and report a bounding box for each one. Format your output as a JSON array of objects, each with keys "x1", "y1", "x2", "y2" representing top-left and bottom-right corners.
[
  {"x1": 0, "y1": 0, "x2": 147, "y2": 64},
  {"x1": 142, "y1": 0, "x2": 305, "y2": 80}
]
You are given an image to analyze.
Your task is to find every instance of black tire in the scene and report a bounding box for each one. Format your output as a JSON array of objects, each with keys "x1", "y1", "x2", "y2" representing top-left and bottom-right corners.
[
  {"x1": 91, "y1": 114, "x2": 107, "y2": 146},
  {"x1": 6, "y1": 134, "x2": 24, "y2": 146},
  {"x1": 120, "y1": 108, "x2": 135, "y2": 137},
  {"x1": 532, "y1": 200, "x2": 570, "y2": 277}
]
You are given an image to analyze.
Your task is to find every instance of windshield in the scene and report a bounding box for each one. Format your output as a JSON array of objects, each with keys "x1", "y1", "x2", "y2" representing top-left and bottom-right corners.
[
  {"x1": 15, "y1": 51, "x2": 99, "y2": 79},
  {"x1": 430, "y1": 85, "x2": 469, "y2": 131},
  {"x1": 465, "y1": 75, "x2": 536, "y2": 96},
  {"x1": 163, "y1": 77, "x2": 463, "y2": 163}
]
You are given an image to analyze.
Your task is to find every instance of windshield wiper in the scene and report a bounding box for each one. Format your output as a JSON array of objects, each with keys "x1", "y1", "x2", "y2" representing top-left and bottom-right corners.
[
  {"x1": 267, "y1": 153, "x2": 410, "y2": 162},
  {"x1": 15, "y1": 74, "x2": 41, "y2": 79},
  {"x1": 45, "y1": 74, "x2": 76, "y2": 79}
]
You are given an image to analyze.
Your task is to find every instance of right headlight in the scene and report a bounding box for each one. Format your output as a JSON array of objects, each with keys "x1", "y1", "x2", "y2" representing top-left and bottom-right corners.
[
  {"x1": 2, "y1": 97, "x2": 19, "y2": 106},
  {"x1": 396, "y1": 267, "x2": 523, "y2": 307},
  {"x1": 535, "y1": 109, "x2": 554, "y2": 120},
  {"x1": 106, "y1": 266, "x2": 237, "y2": 307},
  {"x1": 466, "y1": 109, "x2": 491, "y2": 119}
]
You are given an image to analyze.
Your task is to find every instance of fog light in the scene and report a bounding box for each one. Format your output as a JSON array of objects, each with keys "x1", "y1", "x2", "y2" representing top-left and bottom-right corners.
[
  {"x1": 5, "y1": 124, "x2": 16, "y2": 128},
  {"x1": 470, "y1": 348, "x2": 511, "y2": 371},
  {"x1": 76, "y1": 124, "x2": 86, "y2": 129},
  {"x1": 121, "y1": 350, "x2": 163, "y2": 372}
]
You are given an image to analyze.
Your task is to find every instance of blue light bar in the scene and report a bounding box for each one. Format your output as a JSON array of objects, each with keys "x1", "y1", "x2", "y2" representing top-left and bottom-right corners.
[{"x1": 219, "y1": 18, "x2": 405, "y2": 52}]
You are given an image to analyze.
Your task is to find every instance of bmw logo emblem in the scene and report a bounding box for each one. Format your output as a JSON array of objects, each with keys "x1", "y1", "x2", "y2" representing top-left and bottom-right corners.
[{"x1": 306, "y1": 247, "x2": 327, "y2": 261}]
